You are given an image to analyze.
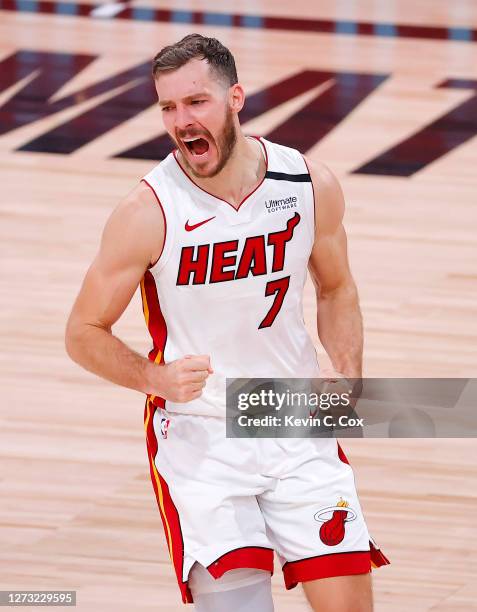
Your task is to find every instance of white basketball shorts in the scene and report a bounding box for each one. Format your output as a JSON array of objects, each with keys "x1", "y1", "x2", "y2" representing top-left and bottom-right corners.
[{"x1": 143, "y1": 399, "x2": 389, "y2": 604}]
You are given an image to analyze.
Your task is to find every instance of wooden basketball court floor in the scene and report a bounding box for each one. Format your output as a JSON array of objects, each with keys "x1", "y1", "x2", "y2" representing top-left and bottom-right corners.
[{"x1": 1, "y1": 0, "x2": 476, "y2": 610}]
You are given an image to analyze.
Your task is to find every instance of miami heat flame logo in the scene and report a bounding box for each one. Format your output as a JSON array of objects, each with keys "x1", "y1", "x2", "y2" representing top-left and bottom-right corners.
[{"x1": 314, "y1": 498, "x2": 357, "y2": 546}]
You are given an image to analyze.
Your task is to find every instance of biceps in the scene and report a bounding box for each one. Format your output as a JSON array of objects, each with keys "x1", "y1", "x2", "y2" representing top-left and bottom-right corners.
[
  {"x1": 308, "y1": 224, "x2": 352, "y2": 295},
  {"x1": 69, "y1": 256, "x2": 146, "y2": 331}
]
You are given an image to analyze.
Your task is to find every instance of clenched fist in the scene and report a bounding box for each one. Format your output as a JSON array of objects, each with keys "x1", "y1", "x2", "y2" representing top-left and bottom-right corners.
[{"x1": 150, "y1": 354, "x2": 213, "y2": 403}]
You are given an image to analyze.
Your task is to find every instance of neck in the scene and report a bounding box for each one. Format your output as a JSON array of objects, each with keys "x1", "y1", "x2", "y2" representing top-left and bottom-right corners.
[{"x1": 179, "y1": 133, "x2": 266, "y2": 209}]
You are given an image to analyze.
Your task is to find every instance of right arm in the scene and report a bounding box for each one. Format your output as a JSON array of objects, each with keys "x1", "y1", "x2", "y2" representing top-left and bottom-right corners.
[{"x1": 65, "y1": 183, "x2": 211, "y2": 402}]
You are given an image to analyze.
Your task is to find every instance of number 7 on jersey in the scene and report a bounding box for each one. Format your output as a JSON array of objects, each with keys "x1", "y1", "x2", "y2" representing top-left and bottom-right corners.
[{"x1": 258, "y1": 276, "x2": 290, "y2": 329}]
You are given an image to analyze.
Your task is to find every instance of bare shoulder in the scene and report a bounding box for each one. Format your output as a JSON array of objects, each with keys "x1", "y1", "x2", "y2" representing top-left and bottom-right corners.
[
  {"x1": 113, "y1": 181, "x2": 163, "y2": 228},
  {"x1": 101, "y1": 181, "x2": 165, "y2": 268},
  {"x1": 303, "y1": 156, "x2": 345, "y2": 236}
]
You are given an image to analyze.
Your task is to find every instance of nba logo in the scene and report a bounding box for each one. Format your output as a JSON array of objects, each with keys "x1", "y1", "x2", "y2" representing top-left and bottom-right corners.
[{"x1": 160, "y1": 415, "x2": 170, "y2": 439}]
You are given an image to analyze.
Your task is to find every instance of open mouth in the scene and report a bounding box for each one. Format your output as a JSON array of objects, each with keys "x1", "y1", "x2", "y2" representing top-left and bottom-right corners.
[{"x1": 183, "y1": 137, "x2": 210, "y2": 157}]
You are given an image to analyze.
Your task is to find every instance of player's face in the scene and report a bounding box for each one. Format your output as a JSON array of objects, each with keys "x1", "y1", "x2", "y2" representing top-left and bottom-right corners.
[{"x1": 155, "y1": 59, "x2": 238, "y2": 178}]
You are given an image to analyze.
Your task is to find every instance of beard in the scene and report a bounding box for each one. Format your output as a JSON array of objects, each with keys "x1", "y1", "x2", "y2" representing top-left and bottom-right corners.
[{"x1": 175, "y1": 106, "x2": 237, "y2": 179}]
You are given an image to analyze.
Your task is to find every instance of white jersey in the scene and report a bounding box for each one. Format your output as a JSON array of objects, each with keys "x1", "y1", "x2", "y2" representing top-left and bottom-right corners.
[{"x1": 140, "y1": 136, "x2": 319, "y2": 417}]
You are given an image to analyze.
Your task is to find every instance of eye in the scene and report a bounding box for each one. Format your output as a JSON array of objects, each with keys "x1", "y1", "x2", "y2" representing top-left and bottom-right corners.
[
  {"x1": 161, "y1": 106, "x2": 172, "y2": 112},
  {"x1": 191, "y1": 99, "x2": 206, "y2": 105}
]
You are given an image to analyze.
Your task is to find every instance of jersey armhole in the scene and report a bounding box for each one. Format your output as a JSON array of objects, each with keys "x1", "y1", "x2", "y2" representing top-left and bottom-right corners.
[
  {"x1": 141, "y1": 178, "x2": 167, "y2": 270},
  {"x1": 301, "y1": 155, "x2": 316, "y2": 235},
  {"x1": 246, "y1": 135, "x2": 268, "y2": 166}
]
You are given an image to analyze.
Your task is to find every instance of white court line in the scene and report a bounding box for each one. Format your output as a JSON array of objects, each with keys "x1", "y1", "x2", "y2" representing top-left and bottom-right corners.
[{"x1": 90, "y1": 2, "x2": 129, "y2": 18}]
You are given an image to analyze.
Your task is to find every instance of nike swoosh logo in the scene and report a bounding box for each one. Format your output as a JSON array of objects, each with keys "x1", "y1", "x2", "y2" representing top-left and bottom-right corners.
[{"x1": 184, "y1": 216, "x2": 216, "y2": 231}]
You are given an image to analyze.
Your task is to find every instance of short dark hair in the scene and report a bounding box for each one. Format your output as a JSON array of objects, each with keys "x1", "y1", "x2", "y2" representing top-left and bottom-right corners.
[{"x1": 152, "y1": 33, "x2": 238, "y2": 87}]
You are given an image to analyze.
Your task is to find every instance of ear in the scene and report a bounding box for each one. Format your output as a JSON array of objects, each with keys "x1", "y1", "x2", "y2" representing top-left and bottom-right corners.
[{"x1": 229, "y1": 83, "x2": 245, "y2": 113}]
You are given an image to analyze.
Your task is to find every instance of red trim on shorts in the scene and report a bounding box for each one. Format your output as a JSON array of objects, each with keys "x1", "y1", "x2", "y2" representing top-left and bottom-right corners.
[
  {"x1": 156, "y1": 468, "x2": 193, "y2": 604},
  {"x1": 282, "y1": 550, "x2": 371, "y2": 590},
  {"x1": 141, "y1": 178, "x2": 166, "y2": 268},
  {"x1": 370, "y1": 539, "x2": 391, "y2": 568},
  {"x1": 207, "y1": 546, "x2": 274, "y2": 579},
  {"x1": 144, "y1": 399, "x2": 193, "y2": 603},
  {"x1": 337, "y1": 442, "x2": 350, "y2": 464}
]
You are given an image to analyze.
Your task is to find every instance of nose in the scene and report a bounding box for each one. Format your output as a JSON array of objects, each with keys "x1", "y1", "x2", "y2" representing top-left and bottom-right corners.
[{"x1": 174, "y1": 104, "x2": 194, "y2": 132}]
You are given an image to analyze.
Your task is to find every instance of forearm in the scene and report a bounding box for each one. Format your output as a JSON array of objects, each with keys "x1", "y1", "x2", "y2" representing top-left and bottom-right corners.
[
  {"x1": 65, "y1": 323, "x2": 159, "y2": 395},
  {"x1": 316, "y1": 282, "x2": 363, "y2": 378}
]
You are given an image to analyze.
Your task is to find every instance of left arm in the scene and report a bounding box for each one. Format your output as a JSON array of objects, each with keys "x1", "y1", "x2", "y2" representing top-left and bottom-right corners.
[{"x1": 305, "y1": 157, "x2": 363, "y2": 378}]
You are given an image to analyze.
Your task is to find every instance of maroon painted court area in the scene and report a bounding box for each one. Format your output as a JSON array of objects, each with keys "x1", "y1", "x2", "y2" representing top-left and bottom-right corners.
[{"x1": 1, "y1": 50, "x2": 476, "y2": 175}]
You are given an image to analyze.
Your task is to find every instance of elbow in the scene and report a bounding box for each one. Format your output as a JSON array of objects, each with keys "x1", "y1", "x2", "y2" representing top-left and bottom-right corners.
[
  {"x1": 64, "y1": 314, "x2": 91, "y2": 363},
  {"x1": 64, "y1": 317, "x2": 81, "y2": 363},
  {"x1": 317, "y1": 277, "x2": 359, "y2": 302},
  {"x1": 65, "y1": 316, "x2": 110, "y2": 363}
]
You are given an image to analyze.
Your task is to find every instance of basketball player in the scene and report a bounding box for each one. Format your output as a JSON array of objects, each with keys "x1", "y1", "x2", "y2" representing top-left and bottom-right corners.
[{"x1": 65, "y1": 34, "x2": 388, "y2": 611}]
